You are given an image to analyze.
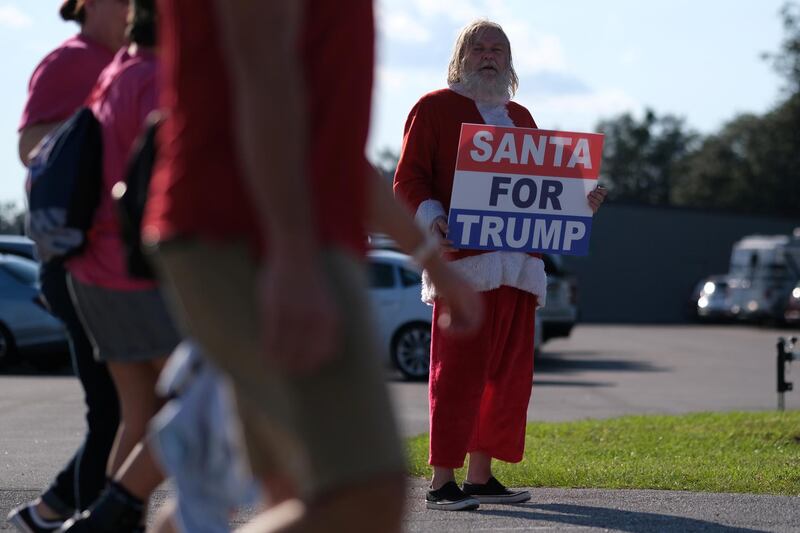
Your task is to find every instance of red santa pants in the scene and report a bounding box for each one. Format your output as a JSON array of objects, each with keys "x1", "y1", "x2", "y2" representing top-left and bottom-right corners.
[{"x1": 429, "y1": 286, "x2": 537, "y2": 468}]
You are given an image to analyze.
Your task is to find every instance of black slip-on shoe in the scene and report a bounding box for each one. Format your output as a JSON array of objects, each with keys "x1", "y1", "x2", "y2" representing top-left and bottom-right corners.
[
  {"x1": 7, "y1": 503, "x2": 65, "y2": 533},
  {"x1": 425, "y1": 481, "x2": 480, "y2": 511},
  {"x1": 58, "y1": 481, "x2": 143, "y2": 533},
  {"x1": 462, "y1": 476, "x2": 531, "y2": 504}
]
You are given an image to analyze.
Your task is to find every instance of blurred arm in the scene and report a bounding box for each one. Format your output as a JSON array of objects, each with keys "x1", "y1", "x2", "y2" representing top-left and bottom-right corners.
[
  {"x1": 18, "y1": 122, "x2": 61, "y2": 165},
  {"x1": 213, "y1": 0, "x2": 337, "y2": 371},
  {"x1": 369, "y1": 167, "x2": 481, "y2": 333}
]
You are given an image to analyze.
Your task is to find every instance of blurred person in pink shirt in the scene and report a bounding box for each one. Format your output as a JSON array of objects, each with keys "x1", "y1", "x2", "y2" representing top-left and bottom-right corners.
[
  {"x1": 58, "y1": 2, "x2": 181, "y2": 532},
  {"x1": 8, "y1": 2, "x2": 128, "y2": 532},
  {"x1": 64, "y1": 0, "x2": 180, "y2": 533}
]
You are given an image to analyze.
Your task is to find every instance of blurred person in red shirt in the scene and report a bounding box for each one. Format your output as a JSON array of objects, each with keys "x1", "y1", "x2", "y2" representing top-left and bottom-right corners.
[{"x1": 142, "y1": 1, "x2": 481, "y2": 531}]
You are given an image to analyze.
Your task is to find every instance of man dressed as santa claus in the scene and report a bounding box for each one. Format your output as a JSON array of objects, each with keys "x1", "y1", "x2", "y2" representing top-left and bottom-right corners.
[{"x1": 394, "y1": 19, "x2": 607, "y2": 511}]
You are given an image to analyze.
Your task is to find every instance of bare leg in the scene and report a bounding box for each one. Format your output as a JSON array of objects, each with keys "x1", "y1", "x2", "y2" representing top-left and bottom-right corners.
[
  {"x1": 430, "y1": 467, "x2": 456, "y2": 490},
  {"x1": 105, "y1": 360, "x2": 165, "y2": 474},
  {"x1": 56, "y1": 357, "x2": 172, "y2": 533},
  {"x1": 261, "y1": 476, "x2": 298, "y2": 508},
  {"x1": 237, "y1": 473, "x2": 405, "y2": 533},
  {"x1": 465, "y1": 451, "x2": 492, "y2": 484},
  {"x1": 113, "y1": 441, "x2": 165, "y2": 501}
]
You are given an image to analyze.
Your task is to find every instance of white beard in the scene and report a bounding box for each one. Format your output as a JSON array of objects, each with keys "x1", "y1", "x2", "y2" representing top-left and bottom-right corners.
[{"x1": 461, "y1": 67, "x2": 512, "y2": 105}]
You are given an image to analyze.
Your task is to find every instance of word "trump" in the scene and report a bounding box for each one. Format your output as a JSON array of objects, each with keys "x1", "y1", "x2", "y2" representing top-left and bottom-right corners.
[{"x1": 449, "y1": 210, "x2": 590, "y2": 254}]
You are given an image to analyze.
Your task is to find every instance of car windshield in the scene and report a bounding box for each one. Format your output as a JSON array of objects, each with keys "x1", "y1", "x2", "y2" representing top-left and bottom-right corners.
[
  {"x1": 0, "y1": 255, "x2": 39, "y2": 287},
  {"x1": 730, "y1": 247, "x2": 793, "y2": 276},
  {"x1": 368, "y1": 261, "x2": 395, "y2": 288},
  {"x1": 400, "y1": 267, "x2": 422, "y2": 287}
]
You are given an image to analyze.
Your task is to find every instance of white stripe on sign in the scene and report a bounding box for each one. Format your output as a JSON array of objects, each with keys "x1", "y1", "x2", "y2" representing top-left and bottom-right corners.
[{"x1": 448, "y1": 171, "x2": 596, "y2": 217}]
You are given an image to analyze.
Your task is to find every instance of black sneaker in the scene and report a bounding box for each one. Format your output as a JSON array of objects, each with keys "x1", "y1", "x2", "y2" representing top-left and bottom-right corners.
[
  {"x1": 7, "y1": 502, "x2": 66, "y2": 533},
  {"x1": 58, "y1": 481, "x2": 143, "y2": 533},
  {"x1": 462, "y1": 476, "x2": 531, "y2": 504},
  {"x1": 425, "y1": 481, "x2": 480, "y2": 511}
]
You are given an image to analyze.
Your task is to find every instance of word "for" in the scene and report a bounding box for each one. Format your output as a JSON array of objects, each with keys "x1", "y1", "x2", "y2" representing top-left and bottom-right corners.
[{"x1": 489, "y1": 176, "x2": 563, "y2": 210}]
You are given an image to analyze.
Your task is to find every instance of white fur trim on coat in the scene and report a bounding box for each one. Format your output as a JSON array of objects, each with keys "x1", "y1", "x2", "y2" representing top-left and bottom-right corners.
[
  {"x1": 449, "y1": 82, "x2": 513, "y2": 126},
  {"x1": 415, "y1": 199, "x2": 446, "y2": 231},
  {"x1": 421, "y1": 251, "x2": 547, "y2": 308},
  {"x1": 475, "y1": 101, "x2": 513, "y2": 127}
]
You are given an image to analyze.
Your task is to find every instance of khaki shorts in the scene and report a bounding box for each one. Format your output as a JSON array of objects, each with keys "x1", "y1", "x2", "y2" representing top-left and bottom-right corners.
[{"x1": 153, "y1": 239, "x2": 404, "y2": 496}]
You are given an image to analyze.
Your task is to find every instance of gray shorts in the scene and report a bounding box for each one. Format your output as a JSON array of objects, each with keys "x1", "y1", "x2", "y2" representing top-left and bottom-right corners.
[{"x1": 68, "y1": 276, "x2": 180, "y2": 362}]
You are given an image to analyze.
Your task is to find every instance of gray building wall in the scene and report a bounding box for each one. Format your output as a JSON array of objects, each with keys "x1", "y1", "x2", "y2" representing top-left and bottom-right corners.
[{"x1": 560, "y1": 204, "x2": 799, "y2": 323}]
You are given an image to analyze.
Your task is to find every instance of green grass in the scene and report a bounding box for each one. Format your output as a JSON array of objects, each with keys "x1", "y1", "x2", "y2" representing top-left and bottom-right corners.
[{"x1": 406, "y1": 411, "x2": 800, "y2": 495}]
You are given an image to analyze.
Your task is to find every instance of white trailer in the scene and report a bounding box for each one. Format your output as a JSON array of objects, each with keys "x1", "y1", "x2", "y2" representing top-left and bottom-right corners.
[{"x1": 726, "y1": 230, "x2": 800, "y2": 322}]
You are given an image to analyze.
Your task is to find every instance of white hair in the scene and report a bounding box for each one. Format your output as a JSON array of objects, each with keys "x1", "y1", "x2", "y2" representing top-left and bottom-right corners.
[{"x1": 447, "y1": 19, "x2": 518, "y2": 98}]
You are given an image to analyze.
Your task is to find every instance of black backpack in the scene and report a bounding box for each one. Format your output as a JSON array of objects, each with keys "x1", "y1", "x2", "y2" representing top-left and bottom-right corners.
[
  {"x1": 25, "y1": 107, "x2": 103, "y2": 263},
  {"x1": 115, "y1": 112, "x2": 161, "y2": 280}
]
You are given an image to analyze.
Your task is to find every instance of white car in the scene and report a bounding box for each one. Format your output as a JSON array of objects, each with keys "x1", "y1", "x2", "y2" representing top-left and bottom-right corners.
[
  {"x1": 367, "y1": 250, "x2": 432, "y2": 380},
  {"x1": 539, "y1": 254, "x2": 578, "y2": 342},
  {"x1": 367, "y1": 249, "x2": 546, "y2": 379}
]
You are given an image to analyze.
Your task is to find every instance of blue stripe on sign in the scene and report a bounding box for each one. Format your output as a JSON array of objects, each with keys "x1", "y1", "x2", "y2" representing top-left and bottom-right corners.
[{"x1": 447, "y1": 208, "x2": 593, "y2": 256}]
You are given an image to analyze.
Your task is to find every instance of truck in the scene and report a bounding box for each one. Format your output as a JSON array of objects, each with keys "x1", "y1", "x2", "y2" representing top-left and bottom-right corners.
[{"x1": 726, "y1": 229, "x2": 800, "y2": 323}]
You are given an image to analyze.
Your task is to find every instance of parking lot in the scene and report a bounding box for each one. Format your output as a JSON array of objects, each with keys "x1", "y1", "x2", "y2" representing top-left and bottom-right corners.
[
  {"x1": 387, "y1": 323, "x2": 800, "y2": 436},
  {"x1": 2, "y1": 323, "x2": 798, "y2": 462},
  {"x1": 2, "y1": 323, "x2": 799, "y2": 531}
]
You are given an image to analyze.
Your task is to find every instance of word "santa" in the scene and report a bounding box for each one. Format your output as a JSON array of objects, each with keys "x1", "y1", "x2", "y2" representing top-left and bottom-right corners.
[{"x1": 469, "y1": 130, "x2": 593, "y2": 169}]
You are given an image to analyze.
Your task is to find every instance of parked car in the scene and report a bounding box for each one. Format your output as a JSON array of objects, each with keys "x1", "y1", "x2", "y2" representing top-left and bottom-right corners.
[
  {"x1": 539, "y1": 254, "x2": 578, "y2": 342},
  {"x1": 367, "y1": 249, "x2": 431, "y2": 380},
  {"x1": 690, "y1": 274, "x2": 733, "y2": 322},
  {"x1": 367, "y1": 248, "x2": 560, "y2": 379},
  {"x1": 784, "y1": 282, "x2": 800, "y2": 326},
  {"x1": 0, "y1": 253, "x2": 69, "y2": 368},
  {"x1": 0, "y1": 234, "x2": 36, "y2": 261}
]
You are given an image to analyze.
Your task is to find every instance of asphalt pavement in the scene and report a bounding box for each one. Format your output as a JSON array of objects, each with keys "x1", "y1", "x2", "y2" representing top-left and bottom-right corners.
[
  {"x1": 1, "y1": 324, "x2": 799, "y2": 532},
  {"x1": 2, "y1": 482, "x2": 798, "y2": 532}
]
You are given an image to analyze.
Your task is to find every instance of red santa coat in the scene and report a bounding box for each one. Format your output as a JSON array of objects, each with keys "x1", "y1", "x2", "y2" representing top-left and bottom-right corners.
[
  {"x1": 394, "y1": 87, "x2": 542, "y2": 467},
  {"x1": 394, "y1": 88, "x2": 535, "y2": 258}
]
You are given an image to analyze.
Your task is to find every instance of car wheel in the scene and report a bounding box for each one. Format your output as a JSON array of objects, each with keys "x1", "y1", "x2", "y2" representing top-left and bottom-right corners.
[
  {"x1": 392, "y1": 323, "x2": 431, "y2": 381},
  {"x1": 0, "y1": 323, "x2": 18, "y2": 369}
]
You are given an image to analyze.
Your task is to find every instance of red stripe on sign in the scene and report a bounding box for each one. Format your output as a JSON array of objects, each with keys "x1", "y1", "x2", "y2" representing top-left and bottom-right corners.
[{"x1": 456, "y1": 123, "x2": 603, "y2": 180}]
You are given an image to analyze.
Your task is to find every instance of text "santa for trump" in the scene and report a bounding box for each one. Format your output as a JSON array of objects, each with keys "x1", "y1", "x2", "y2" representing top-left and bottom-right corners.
[{"x1": 447, "y1": 123, "x2": 604, "y2": 256}]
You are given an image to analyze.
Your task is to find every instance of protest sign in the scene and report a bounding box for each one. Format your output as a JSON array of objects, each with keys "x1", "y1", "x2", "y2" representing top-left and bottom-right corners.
[{"x1": 447, "y1": 123, "x2": 604, "y2": 256}]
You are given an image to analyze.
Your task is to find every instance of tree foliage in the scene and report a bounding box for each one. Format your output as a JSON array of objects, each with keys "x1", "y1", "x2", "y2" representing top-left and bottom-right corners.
[
  {"x1": 599, "y1": 2, "x2": 800, "y2": 216},
  {"x1": 373, "y1": 147, "x2": 400, "y2": 182},
  {"x1": 764, "y1": 1, "x2": 800, "y2": 95},
  {"x1": 597, "y1": 109, "x2": 697, "y2": 206},
  {"x1": 0, "y1": 202, "x2": 24, "y2": 234},
  {"x1": 672, "y1": 95, "x2": 800, "y2": 216}
]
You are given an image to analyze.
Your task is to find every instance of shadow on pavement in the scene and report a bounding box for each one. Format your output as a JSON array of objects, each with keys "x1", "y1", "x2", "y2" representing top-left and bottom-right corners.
[
  {"x1": 532, "y1": 379, "x2": 612, "y2": 387},
  {"x1": 536, "y1": 350, "x2": 666, "y2": 375},
  {"x1": 477, "y1": 503, "x2": 768, "y2": 533},
  {"x1": 386, "y1": 350, "x2": 665, "y2": 385},
  {"x1": 0, "y1": 357, "x2": 72, "y2": 376}
]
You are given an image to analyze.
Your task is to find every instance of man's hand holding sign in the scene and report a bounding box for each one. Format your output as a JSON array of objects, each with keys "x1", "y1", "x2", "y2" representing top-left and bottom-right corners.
[{"x1": 446, "y1": 124, "x2": 605, "y2": 255}]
